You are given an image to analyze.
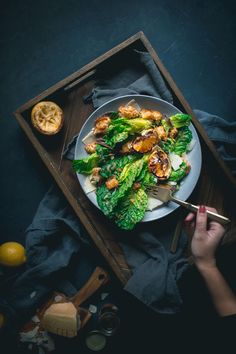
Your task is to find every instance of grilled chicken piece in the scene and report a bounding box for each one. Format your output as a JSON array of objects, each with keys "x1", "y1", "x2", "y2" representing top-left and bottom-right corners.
[
  {"x1": 133, "y1": 130, "x2": 158, "y2": 153},
  {"x1": 154, "y1": 126, "x2": 167, "y2": 141},
  {"x1": 105, "y1": 176, "x2": 119, "y2": 190},
  {"x1": 148, "y1": 147, "x2": 171, "y2": 180},
  {"x1": 90, "y1": 167, "x2": 102, "y2": 185},
  {"x1": 119, "y1": 140, "x2": 134, "y2": 154},
  {"x1": 118, "y1": 105, "x2": 140, "y2": 119},
  {"x1": 84, "y1": 142, "x2": 97, "y2": 154},
  {"x1": 168, "y1": 127, "x2": 178, "y2": 139},
  {"x1": 140, "y1": 109, "x2": 162, "y2": 122},
  {"x1": 133, "y1": 182, "x2": 141, "y2": 190},
  {"x1": 94, "y1": 116, "x2": 111, "y2": 136}
]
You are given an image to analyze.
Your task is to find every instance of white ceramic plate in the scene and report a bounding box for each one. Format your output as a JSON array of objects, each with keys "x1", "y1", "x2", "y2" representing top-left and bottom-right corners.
[{"x1": 74, "y1": 95, "x2": 202, "y2": 222}]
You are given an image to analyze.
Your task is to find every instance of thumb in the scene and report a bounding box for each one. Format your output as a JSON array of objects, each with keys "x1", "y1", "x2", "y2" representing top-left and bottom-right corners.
[{"x1": 195, "y1": 205, "x2": 207, "y2": 232}]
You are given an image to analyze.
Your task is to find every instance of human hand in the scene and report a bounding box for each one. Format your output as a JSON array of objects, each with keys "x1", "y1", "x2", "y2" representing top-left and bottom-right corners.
[{"x1": 184, "y1": 205, "x2": 225, "y2": 271}]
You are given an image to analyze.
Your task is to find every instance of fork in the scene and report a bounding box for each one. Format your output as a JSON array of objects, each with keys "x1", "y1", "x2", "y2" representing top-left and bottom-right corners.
[{"x1": 147, "y1": 185, "x2": 230, "y2": 225}]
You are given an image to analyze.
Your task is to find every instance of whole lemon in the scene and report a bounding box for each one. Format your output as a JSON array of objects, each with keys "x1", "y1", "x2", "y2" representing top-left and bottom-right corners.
[{"x1": 0, "y1": 242, "x2": 26, "y2": 267}]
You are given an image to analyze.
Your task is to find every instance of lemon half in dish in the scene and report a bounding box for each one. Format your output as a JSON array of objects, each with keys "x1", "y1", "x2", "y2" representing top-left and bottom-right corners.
[{"x1": 31, "y1": 101, "x2": 64, "y2": 135}]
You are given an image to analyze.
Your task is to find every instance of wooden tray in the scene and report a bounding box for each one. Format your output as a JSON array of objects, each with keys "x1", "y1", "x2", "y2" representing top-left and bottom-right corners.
[{"x1": 14, "y1": 32, "x2": 236, "y2": 285}]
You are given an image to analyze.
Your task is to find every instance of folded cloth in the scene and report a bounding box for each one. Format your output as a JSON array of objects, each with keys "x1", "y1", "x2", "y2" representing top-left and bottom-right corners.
[{"x1": 194, "y1": 110, "x2": 236, "y2": 175}]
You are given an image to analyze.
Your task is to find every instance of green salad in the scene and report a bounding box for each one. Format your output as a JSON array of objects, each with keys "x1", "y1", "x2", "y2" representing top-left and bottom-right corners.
[{"x1": 73, "y1": 102, "x2": 193, "y2": 230}]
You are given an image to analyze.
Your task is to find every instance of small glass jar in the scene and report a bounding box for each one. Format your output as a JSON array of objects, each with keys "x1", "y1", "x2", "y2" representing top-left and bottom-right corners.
[
  {"x1": 98, "y1": 304, "x2": 120, "y2": 336},
  {"x1": 85, "y1": 330, "x2": 107, "y2": 351}
]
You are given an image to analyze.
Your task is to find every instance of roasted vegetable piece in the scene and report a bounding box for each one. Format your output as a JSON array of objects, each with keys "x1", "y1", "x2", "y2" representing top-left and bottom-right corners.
[
  {"x1": 140, "y1": 109, "x2": 162, "y2": 121},
  {"x1": 73, "y1": 153, "x2": 99, "y2": 175},
  {"x1": 154, "y1": 126, "x2": 167, "y2": 141},
  {"x1": 118, "y1": 105, "x2": 140, "y2": 118},
  {"x1": 90, "y1": 167, "x2": 102, "y2": 185},
  {"x1": 148, "y1": 147, "x2": 171, "y2": 180},
  {"x1": 94, "y1": 116, "x2": 111, "y2": 136},
  {"x1": 119, "y1": 140, "x2": 134, "y2": 154},
  {"x1": 169, "y1": 114, "x2": 191, "y2": 128},
  {"x1": 133, "y1": 131, "x2": 158, "y2": 153},
  {"x1": 114, "y1": 188, "x2": 148, "y2": 230},
  {"x1": 105, "y1": 177, "x2": 119, "y2": 190},
  {"x1": 85, "y1": 142, "x2": 97, "y2": 154},
  {"x1": 168, "y1": 127, "x2": 178, "y2": 139}
]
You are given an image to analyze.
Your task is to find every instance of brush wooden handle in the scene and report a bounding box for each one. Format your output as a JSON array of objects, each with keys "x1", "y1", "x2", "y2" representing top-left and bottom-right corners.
[{"x1": 71, "y1": 267, "x2": 109, "y2": 308}]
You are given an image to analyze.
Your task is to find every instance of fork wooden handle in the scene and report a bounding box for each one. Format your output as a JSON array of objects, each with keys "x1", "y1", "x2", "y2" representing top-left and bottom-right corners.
[{"x1": 171, "y1": 197, "x2": 230, "y2": 225}]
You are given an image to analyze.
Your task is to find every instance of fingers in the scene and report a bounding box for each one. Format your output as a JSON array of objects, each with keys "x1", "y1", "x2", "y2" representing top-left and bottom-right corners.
[
  {"x1": 205, "y1": 206, "x2": 217, "y2": 213},
  {"x1": 184, "y1": 212, "x2": 195, "y2": 222},
  {"x1": 208, "y1": 220, "x2": 226, "y2": 238},
  {"x1": 195, "y1": 205, "x2": 207, "y2": 233}
]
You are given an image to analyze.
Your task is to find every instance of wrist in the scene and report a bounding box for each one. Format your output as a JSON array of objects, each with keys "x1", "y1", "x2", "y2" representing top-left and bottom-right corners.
[{"x1": 195, "y1": 259, "x2": 217, "y2": 273}]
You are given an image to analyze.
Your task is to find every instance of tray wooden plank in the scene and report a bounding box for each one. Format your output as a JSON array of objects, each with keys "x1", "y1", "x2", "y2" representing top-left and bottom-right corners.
[{"x1": 14, "y1": 32, "x2": 236, "y2": 285}]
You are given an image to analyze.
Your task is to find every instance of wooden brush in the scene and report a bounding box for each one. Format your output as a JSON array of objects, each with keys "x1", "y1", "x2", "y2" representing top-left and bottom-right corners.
[
  {"x1": 19, "y1": 267, "x2": 108, "y2": 341},
  {"x1": 41, "y1": 267, "x2": 109, "y2": 337}
]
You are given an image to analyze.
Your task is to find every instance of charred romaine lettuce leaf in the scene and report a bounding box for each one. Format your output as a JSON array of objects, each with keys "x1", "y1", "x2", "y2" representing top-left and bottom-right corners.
[
  {"x1": 96, "y1": 184, "x2": 115, "y2": 218},
  {"x1": 104, "y1": 118, "x2": 153, "y2": 148},
  {"x1": 173, "y1": 127, "x2": 192, "y2": 156},
  {"x1": 97, "y1": 156, "x2": 145, "y2": 216},
  {"x1": 159, "y1": 138, "x2": 175, "y2": 154},
  {"x1": 161, "y1": 118, "x2": 171, "y2": 133},
  {"x1": 73, "y1": 153, "x2": 99, "y2": 174},
  {"x1": 115, "y1": 188, "x2": 148, "y2": 230},
  {"x1": 100, "y1": 155, "x2": 138, "y2": 179},
  {"x1": 169, "y1": 114, "x2": 191, "y2": 128},
  {"x1": 169, "y1": 161, "x2": 189, "y2": 182},
  {"x1": 96, "y1": 144, "x2": 111, "y2": 160}
]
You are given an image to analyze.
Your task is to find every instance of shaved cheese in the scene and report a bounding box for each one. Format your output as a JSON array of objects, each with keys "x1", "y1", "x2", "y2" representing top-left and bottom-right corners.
[
  {"x1": 54, "y1": 295, "x2": 63, "y2": 302},
  {"x1": 169, "y1": 153, "x2": 183, "y2": 171},
  {"x1": 83, "y1": 176, "x2": 97, "y2": 194},
  {"x1": 101, "y1": 292, "x2": 109, "y2": 300},
  {"x1": 125, "y1": 99, "x2": 141, "y2": 111},
  {"x1": 82, "y1": 130, "x2": 95, "y2": 145},
  {"x1": 19, "y1": 326, "x2": 55, "y2": 351},
  {"x1": 146, "y1": 197, "x2": 163, "y2": 211},
  {"x1": 42, "y1": 303, "x2": 78, "y2": 338},
  {"x1": 31, "y1": 315, "x2": 40, "y2": 323},
  {"x1": 89, "y1": 304, "x2": 97, "y2": 314}
]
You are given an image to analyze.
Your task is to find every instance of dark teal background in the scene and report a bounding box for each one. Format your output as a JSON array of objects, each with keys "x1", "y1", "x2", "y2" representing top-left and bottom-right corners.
[
  {"x1": 0, "y1": 0, "x2": 235, "y2": 243},
  {"x1": 0, "y1": 1, "x2": 236, "y2": 352}
]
